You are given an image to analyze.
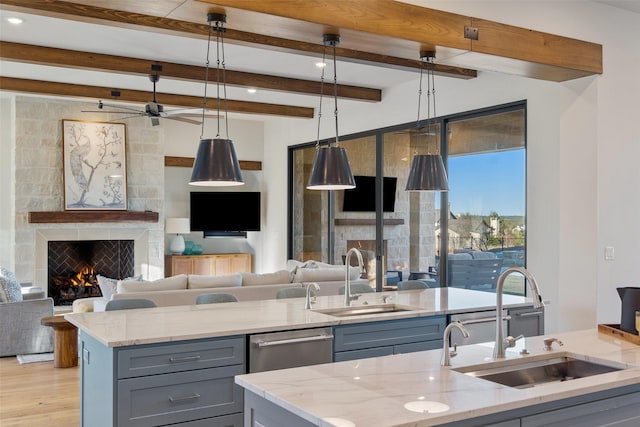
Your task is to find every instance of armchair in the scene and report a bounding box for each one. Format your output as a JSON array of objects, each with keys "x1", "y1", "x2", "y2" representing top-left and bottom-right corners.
[{"x1": 0, "y1": 298, "x2": 55, "y2": 357}]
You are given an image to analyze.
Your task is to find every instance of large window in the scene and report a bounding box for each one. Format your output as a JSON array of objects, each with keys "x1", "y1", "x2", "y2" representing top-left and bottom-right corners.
[{"x1": 289, "y1": 102, "x2": 526, "y2": 295}]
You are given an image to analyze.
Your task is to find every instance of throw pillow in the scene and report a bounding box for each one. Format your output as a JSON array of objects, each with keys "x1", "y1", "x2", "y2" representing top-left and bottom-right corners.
[
  {"x1": 97, "y1": 274, "x2": 143, "y2": 300},
  {"x1": 241, "y1": 270, "x2": 291, "y2": 286},
  {"x1": 0, "y1": 266, "x2": 23, "y2": 302},
  {"x1": 187, "y1": 274, "x2": 242, "y2": 289},
  {"x1": 117, "y1": 274, "x2": 188, "y2": 293}
]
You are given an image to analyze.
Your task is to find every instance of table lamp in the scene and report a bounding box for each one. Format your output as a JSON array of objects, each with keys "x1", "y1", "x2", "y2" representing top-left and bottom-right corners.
[{"x1": 165, "y1": 218, "x2": 190, "y2": 254}]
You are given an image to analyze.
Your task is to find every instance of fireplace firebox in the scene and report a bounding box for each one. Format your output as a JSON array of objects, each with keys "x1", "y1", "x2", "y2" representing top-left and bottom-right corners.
[{"x1": 48, "y1": 240, "x2": 134, "y2": 306}]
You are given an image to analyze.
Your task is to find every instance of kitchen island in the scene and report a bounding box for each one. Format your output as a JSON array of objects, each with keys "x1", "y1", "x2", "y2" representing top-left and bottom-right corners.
[
  {"x1": 65, "y1": 288, "x2": 539, "y2": 426},
  {"x1": 236, "y1": 329, "x2": 640, "y2": 427}
]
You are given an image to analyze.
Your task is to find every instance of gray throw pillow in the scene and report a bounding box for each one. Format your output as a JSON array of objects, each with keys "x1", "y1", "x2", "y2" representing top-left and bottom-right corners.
[
  {"x1": 97, "y1": 274, "x2": 142, "y2": 300},
  {"x1": 0, "y1": 267, "x2": 23, "y2": 302}
]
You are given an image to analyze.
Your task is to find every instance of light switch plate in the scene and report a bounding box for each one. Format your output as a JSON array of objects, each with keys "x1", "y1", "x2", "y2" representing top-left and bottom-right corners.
[{"x1": 605, "y1": 246, "x2": 614, "y2": 260}]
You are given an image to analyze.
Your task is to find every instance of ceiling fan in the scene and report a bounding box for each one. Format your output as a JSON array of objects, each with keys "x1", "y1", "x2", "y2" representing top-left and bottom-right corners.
[{"x1": 82, "y1": 69, "x2": 204, "y2": 126}]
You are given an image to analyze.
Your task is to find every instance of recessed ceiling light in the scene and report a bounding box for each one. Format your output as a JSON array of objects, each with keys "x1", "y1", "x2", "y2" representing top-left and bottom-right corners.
[
  {"x1": 315, "y1": 61, "x2": 327, "y2": 68},
  {"x1": 247, "y1": 88, "x2": 257, "y2": 94},
  {"x1": 7, "y1": 17, "x2": 23, "y2": 25}
]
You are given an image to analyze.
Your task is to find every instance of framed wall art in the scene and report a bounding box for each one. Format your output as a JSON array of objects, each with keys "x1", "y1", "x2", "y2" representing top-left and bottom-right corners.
[{"x1": 62, "y1": 120, "x2": 127, "y2": 210}]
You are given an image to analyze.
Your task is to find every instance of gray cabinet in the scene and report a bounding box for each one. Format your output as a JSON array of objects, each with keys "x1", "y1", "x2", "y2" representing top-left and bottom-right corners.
[
  {"x1": 81, "y1": 332, "x2": 245, "y2": 427},
  {"x1": 508, "y1": 306, "x2": 544, "y2": 337},
  {"x1": 333, "y1": 316, "x2": 446, "y2": 362}
]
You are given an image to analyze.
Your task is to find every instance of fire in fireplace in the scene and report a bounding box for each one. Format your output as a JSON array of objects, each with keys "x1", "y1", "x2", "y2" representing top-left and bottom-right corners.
[{"x1": 48, "y1": 240, "x2": 134, "y2": 305}]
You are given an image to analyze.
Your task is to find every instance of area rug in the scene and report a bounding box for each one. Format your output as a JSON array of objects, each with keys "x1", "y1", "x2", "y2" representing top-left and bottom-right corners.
[{"x1": 16, "y1": 353, "x2": 54, "y2": 364}]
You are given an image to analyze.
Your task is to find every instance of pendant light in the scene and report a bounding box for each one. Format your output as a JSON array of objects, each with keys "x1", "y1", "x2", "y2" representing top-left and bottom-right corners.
[
  {"x1": 307, "y1": 34, "x2": 356, "y2": 191},
  {"x1": 405, "y1": 51, "x2": 449, "y2": 192},
  {"x1": 190, "y1": 13, "x2": 244, "y2": 187}
]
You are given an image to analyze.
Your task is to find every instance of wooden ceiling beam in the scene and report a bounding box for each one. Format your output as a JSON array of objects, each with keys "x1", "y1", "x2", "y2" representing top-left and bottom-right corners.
[
  {"x1": 0, "y1": 76, "x2": 314, "y2": 118},
  {"x1": 0, "y1": 41, "x2": 381, "y2": 102},
  {"x1": 202, "y1": 0, "x2": 602, "y2": 81},
  {"x1": 0, "y1": 0, "x2": 476, "y2": 79}
]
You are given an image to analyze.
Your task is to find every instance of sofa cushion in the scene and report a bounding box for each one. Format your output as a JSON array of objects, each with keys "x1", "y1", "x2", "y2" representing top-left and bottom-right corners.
[
  {"x1": 117, "y1": 274, "x2": 188, "y2": 293},
  {"x1": 187, "y1": 274, "x2": 242, "y2": 289},
  {"x1": 97, "y1": 274, "x2": 143, "y2": 300},
  {"x1": 0, "y1": 267, "x2": 23, "y2": 302},
  {"x1": 241, "y1": 270, "x2": 291, "y2": 286},
  {"x1": 294, "y1": 267, "x2": 359, "y2": 283}
]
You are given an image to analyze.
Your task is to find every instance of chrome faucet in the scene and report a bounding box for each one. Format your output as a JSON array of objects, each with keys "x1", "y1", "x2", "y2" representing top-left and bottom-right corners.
[
  {"x1": 441, "y1": 321, "x2": 470, "y2": 366},
  {"x1": 344, "y1": 247, "x2": 365, "y2": 307},
  {"x1": 494, "y1": 267, "x2": 545, "y2": 358},
  {"x1": 305, "y1": 282, "x2": 320, "y2": 310},
  {"x1": 543, "y1": 338, "x2": 564, "y2": 351}
]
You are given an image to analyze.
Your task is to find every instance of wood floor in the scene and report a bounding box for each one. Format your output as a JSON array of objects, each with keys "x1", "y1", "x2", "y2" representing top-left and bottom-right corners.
[{"x1": 0, "y1": 355, "x2": 80, "y2": 426}]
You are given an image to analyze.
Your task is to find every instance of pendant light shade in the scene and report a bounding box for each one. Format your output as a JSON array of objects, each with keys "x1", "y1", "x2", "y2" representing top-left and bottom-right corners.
[
  {"x1": 307, "y1": 146, "x2": 356, "y2": 190},
  {"x1": 190, "y1": 138, "x2": 243, "y2": 186},
  {"x1": 189, "y1": 12, "x2": 244, "y2": 187},
  {"x1": 405, "y1": 154, "x2": 449, "y2": 191},
  {"x1": 306, "y1": 34, "x2": 355, "y2": 191},
  {"x1": 405, "y1": 51, "x2": 449, "y2": 192}
]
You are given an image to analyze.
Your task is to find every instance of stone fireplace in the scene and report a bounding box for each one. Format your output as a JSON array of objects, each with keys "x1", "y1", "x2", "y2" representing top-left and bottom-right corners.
[{"x1": 48, "y1": 240, "x2": 135, "y2": 306}]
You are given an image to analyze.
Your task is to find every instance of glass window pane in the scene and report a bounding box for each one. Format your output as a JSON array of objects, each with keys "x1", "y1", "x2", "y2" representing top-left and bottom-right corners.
[{"x1": 445, "y1": 109, "x2": 526, "y2": 295}]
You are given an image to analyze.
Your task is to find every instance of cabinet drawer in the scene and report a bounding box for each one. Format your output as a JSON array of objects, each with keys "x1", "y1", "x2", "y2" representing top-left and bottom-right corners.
[
  {"x1": 118, "y1": 365, "x2": 244, "y2": 427},
  {"x1": 117, "y1": 337, "x2": 244, "y2": 379},
  {"x1": 334, "y1": 345, "x2": 393, "y2": 362},
  {"x1": 394, "y1": 339, "x2": 442, "y2": 354},
  {"x1": 334, "y1": 316, "x2": 446, "y2": 352},
  {"x1": 169, "y1": 412, "x2": 243, "y2": 426}
]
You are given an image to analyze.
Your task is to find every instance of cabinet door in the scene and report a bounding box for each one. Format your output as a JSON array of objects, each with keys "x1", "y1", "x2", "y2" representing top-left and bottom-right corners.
[
  {"x1": 508, "y1": 306, "x2": 544, "y2": 337},
  {"x1": 193, "y1": 257, "x2": 214, "y2": 275},
  {"x1": 172, "y1": 257, "x2": 195, "y2": 275},
  {"x1": 214, "y1": 256, "x2": 233, "y2": 275},
  {"x1": 231, "y1": 254, "x2": 251, "y2": 273}
]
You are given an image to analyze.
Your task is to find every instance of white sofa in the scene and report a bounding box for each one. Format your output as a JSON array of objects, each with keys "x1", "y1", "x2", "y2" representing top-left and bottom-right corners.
[{"x1": 74, "y1": 262, "x2": 368, "y2": 312}]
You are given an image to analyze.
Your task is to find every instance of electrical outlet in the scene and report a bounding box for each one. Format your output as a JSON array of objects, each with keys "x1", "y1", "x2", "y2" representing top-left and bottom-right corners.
[{"x1": 605, "y1": 246, "x2": 614, "y2": 260}]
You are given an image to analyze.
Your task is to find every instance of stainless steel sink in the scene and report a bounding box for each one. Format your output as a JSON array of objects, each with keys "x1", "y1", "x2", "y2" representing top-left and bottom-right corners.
[
  {"x1": 453, "y1": 352, "x2": 626, "y2": 389},
  {"x1": 313, "y1": 304, "x2": 417, "y2": 317}
]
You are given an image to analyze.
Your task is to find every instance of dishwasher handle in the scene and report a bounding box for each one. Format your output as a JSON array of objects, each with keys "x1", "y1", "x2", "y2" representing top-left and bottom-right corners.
[
  {"x1": 254, "y1": 334, "x2": 334, "y2": 348},
  {"x1": 460, "y1": 315, "x2": 511, "y2": 325}
]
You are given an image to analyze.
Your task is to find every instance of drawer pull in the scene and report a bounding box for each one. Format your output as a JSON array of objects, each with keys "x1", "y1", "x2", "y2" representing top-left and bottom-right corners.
[
  {"x1": 169, "y1": 393, "x2": 201, "y2": 403},
  {"x1": 169, "y1": 355, "x2": 201, "y2": 363},
  {"x1": 516, "y1": 311, "x2": 543, "y2": 317}
]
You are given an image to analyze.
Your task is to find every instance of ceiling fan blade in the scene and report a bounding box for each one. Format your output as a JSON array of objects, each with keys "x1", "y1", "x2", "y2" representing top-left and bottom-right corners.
[
  {"x1": 164, "y1": 116, "x2": 202, "y2": 125},
  {"x1": 96, "y1": 102, "x2": 143, "y2": 113},
  {"x1": 110, "y1": 114, "x2": 147, "y2": 121}
]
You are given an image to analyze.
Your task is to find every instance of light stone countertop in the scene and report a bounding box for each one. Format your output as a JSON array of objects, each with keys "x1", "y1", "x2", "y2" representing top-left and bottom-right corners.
[
  {"x1": 65, "y1": 287, "x2": 532, "y2": 347},
  {"x1": 235, "y1": 329, "x2": 640, "y2": 427}
]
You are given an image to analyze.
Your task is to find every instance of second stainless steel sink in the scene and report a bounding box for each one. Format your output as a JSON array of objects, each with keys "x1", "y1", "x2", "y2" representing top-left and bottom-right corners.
[
  {"x1": 313, "y1": 304, "x2": 417, "y2": 317},
  {"x1": 453, "y1": 352, "x2": 626, "y2": 389}
]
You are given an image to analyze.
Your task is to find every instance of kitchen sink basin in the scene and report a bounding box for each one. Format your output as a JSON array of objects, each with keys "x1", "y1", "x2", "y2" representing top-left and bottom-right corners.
[
  {"x1": 313, "y1": 304, "x2": 417, "y2": 317},
  {"x1": 453, "y1": 352, "x2": 626, "y2": 389}
]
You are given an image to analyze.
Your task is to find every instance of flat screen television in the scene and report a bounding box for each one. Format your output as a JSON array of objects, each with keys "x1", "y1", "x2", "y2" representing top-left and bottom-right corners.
[
  {"x1": 190, "y1": 192, "x2": 261, "y2": 232},
  {"x1": 342, "y1": 175, "x2": 397, "y2": 212}
]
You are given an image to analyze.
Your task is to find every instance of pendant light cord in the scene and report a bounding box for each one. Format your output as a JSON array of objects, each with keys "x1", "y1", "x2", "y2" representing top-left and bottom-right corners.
[
  {"x1": 220, "y1": 24, "x2": 230, "y2": 140},
  {"x1": 332, "y1": 41, "x2": 340, "y2": 146},
  {"x1": 200, "y1": 19, "x2": 213, "y2": 140},
  {"x1": 315, "y1": 45, "x2": 327, "y2": 149}
]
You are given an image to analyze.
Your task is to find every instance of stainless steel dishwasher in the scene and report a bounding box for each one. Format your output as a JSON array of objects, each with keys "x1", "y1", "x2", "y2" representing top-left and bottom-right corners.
[
  {"x1": 449, "y1": 310, "x2": 509, "y2": 346},
  {"x1": 249, "y1": 327, "x2": 334, "y2": 373}
]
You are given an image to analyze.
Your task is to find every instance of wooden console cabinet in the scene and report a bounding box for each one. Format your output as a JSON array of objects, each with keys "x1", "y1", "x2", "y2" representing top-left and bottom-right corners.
[{"x1": 165, "y1": 254, "x2": 252, "y2": 276}]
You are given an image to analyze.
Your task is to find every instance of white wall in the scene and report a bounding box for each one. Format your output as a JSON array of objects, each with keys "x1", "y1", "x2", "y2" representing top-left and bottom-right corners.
[
  {"x1": 162, "y1": 117, "x2": 268, "y2": 272},
  {"x1": 0, "y1": 96, "x2": 14, "y2": 269},
  {"x1": 262, "y1": 1, "x2": 640, "y2": 333}
]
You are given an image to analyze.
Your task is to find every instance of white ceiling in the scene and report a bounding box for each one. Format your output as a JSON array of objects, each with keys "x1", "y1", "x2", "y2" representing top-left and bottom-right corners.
[
  {"x1": 0, "y1": 8, "x2": 418, "y2": 122},
  {"x1": 595, "y1": 0, "x2": 640, "y2": 14}
]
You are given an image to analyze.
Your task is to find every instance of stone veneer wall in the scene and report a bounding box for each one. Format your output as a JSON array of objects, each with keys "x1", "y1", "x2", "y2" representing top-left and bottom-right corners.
[{"x1": 12, "y1": 96, "x2": 165, "y2": 283}]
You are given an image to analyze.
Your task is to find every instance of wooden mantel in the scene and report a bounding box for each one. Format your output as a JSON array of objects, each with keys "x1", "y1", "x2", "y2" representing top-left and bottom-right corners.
[{"x1": 28, "y1": 211, "x2": 159, "y2": 224}]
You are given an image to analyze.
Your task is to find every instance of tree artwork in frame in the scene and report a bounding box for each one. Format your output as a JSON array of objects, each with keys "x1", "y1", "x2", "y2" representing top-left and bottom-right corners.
[{"x1": 62, "y1": 120, "x2": 127, "y2": 210}]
